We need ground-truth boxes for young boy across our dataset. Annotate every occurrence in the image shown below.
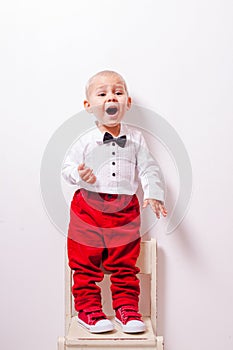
[62,70,167,334]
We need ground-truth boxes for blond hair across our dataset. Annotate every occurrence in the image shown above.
[85,70,128,98]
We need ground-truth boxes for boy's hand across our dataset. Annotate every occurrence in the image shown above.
[143,199,168,219]
[78,163,97,184]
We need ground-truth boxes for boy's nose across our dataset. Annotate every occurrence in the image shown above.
[107,94,117,102]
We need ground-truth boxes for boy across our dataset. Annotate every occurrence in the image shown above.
[62,70,167,334]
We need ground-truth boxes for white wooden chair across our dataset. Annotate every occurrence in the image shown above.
[58,239,164,350]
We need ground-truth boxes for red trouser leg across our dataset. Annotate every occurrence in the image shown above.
[102,238,141,310]
[67,238,105,311]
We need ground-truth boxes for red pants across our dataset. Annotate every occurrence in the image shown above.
[67,189,141,311]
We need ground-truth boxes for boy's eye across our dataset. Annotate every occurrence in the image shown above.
[98,93,106,96]
[116,92,123,95]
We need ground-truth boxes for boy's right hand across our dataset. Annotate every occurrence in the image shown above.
[78,163,97,184]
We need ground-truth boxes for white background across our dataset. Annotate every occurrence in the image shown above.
[1,1,233,349]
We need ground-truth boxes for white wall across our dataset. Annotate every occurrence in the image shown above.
[1,1,233,349]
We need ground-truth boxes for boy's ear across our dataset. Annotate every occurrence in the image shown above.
[84,100,92,113]
[127,96,132,110]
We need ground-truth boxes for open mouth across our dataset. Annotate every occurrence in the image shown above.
[106,107,118,115]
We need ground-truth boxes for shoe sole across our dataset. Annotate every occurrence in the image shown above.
[77,317,114,333]
[115,317,146,333]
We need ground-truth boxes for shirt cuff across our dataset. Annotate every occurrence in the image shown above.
[69,168,81,184]
[143,190,165,203]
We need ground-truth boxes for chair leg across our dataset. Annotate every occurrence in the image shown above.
[156,336,164,350]
[57,336,65,350]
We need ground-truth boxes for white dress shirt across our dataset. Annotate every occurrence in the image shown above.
[62,122,164,202]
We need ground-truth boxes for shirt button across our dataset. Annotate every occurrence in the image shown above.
[112,152,115,155]
[112,173,116,176]
[112,142,115,146]
[112,162,115,165]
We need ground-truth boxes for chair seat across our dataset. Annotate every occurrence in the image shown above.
[65,316,157,349]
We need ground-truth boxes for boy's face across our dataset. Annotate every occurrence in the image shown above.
[84,74,131,127]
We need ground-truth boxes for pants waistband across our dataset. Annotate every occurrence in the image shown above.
[79,189,136,202]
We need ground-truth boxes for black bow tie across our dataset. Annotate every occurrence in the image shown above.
[103,132,127,148]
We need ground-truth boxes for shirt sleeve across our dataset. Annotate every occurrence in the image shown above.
[136,132,165,202]
[61,138,84,185]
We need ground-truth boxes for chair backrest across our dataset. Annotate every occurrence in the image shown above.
[65,239,157,333]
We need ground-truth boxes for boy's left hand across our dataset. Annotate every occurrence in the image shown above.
[143,199,168,219]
